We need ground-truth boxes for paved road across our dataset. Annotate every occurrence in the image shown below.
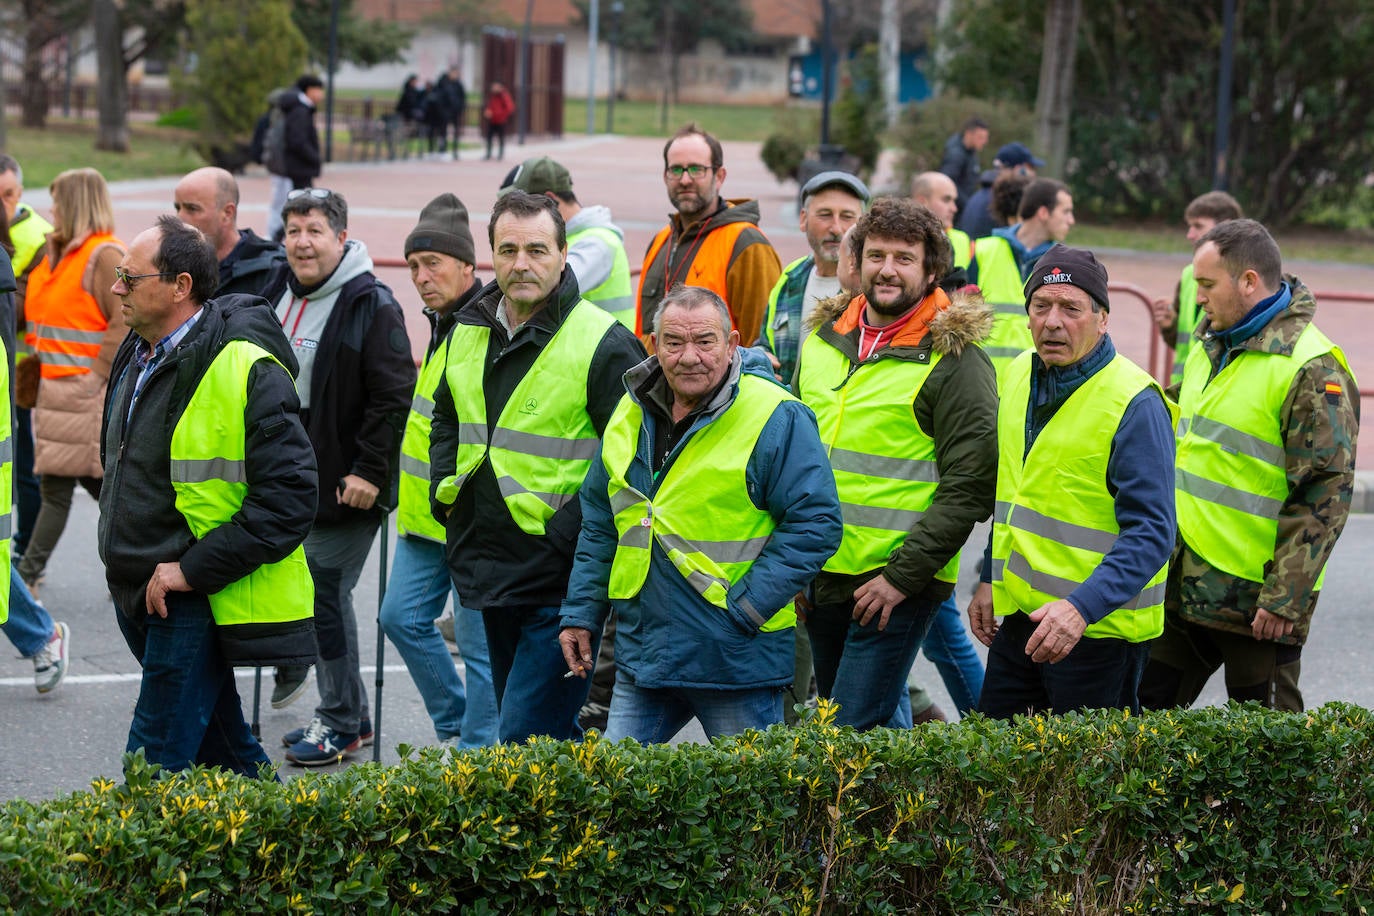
[6,489,1374,804]
[6,136,1374,803]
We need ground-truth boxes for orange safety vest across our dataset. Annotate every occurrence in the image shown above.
[26,233,120,380]
[635,220,752,337]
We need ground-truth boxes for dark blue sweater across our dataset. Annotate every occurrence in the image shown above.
[983,335,1177,625]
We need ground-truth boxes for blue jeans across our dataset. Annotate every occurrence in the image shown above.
[115,591,273,777]
[603,673,785,743]
[482,605,595,743]
[379,535,498,747]
[979,611,1149,718]
[808,593,938,730]
[1,567,54,657]
[909,594,986,714]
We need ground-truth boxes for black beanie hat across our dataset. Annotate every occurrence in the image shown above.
[405,193,476,265]
[1023,244,1111,312]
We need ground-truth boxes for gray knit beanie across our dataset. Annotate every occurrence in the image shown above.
[405,193,476,265]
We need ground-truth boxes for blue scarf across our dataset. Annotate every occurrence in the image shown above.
[1215,282,1291,370]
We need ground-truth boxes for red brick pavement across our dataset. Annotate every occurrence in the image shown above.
[90,135,1374,465]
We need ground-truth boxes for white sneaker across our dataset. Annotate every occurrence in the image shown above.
[34,621,70,694]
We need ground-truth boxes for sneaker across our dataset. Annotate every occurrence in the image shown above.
[33,622,70,694]
[270,666,311,709]
[578,701,609,733]
[283,716,372,748]
[436,613,459,654]
[284,717,360,767]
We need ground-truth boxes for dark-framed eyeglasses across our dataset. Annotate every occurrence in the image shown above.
[286,187,335,201]
[665,164,713,180]
[114,267,172,290]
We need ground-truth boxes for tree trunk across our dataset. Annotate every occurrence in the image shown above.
[879,0,900,126]
[1033,0,1081,178]
[21,17,52,128]
[94,0,130,152]
[659,1,674,131]
[931,0,955,95]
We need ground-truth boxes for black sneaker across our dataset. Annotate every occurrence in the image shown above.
[270,666,311,709]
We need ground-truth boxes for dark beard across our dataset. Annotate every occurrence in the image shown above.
[864,279,933,317]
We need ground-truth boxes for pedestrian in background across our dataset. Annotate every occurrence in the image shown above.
[21,168,125,601]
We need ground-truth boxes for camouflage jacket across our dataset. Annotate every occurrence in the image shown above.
[1167,276,1359,644]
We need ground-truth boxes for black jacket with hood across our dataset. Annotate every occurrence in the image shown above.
[429,269,646,611]
[99,295,319,664]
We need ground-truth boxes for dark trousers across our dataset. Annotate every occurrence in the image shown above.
[807,593,938,730]
[13,408,39,555]
[482,605,597,743]
[979,611,1149,718]
[18,474,101,586]
[1139,611,1304,712]
[484,123,506,160]
[116,591,273,777]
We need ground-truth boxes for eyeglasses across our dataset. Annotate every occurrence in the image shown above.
[286,188,335,201]
[665,164,713,180]
[114,267,172,290]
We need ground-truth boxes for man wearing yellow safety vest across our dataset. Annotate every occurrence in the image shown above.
[912,170,973,274]
[762,170,869,384]
[499,156,635,329]
[1148,191,1243,387]
[969,246,1177,717]
[795,197,998,730]
[1139,220,1358,713]
[99,216,317,776]
[558,286,841,742]
[965,178,1075,380]
[430,191,644,742]
[377,193,498,749]
[0,155,52,559]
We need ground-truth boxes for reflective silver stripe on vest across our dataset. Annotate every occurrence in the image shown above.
[495,475,575,512]
[618,521,652,551]
[458,422,487,446]
[990,302,1025,316]
[1186,416,1286,466]
[491,428,599,462]
[399,454,429,478]
[1177,468,1283,520]
[982,346,1027,359]
[35,325,106,344]
[842,502,924,532]
[829,447,939,483]
[990,557,1005,581]
[36,350,95,368]
[994,500,1012,525]
[0,514,10,541]
[610,487,647,516]
[657,529,771,566]
[1005,504,1118,555]
[1177,417,1191,438]
[1006,550,1165,611]
[170,457,248,484]
[0,437,12,463]
[410,394,435,420]
[591,294,635,313]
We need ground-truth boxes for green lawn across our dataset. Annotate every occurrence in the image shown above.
[1072,221,1374,267]
[564,98,801,143]
[4,120,206,188]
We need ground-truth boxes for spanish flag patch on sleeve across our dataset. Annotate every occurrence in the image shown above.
[1325,381,1343,405]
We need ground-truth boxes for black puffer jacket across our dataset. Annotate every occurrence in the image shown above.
[99,295,318,664]
[278,91,321,184]
[216,229,285,299]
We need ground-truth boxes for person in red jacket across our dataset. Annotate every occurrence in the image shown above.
[483,82,515,162]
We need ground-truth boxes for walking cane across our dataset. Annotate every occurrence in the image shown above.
[251,667,263,739]
[373,520,390,763]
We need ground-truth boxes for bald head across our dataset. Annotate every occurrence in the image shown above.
[174,167,240,259]
[911,171,958,229]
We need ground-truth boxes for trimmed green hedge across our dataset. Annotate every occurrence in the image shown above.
[3,703,1373,913]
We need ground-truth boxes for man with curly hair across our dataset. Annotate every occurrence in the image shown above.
[794,197,998,730]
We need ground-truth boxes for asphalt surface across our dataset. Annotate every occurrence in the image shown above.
[6,137,1374,804]
[6,490,1374,804]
